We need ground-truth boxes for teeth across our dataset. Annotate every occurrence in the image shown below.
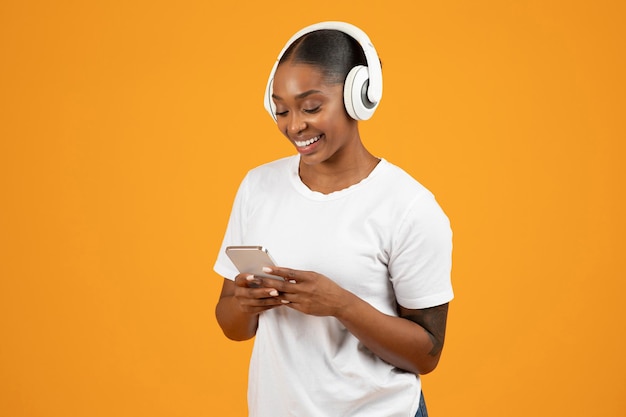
[295,135,321,147]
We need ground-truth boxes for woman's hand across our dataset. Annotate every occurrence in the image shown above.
[215,274,283,341]
[231,273,284,314]
[258,266,351,317]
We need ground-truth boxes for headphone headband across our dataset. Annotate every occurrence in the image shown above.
[264,21,383,121]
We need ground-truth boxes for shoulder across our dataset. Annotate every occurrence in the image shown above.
[245,155,295,180]
[373,160,450,231]
[238,155,297,197]
[242,155,296,183]
[375,159,436,204]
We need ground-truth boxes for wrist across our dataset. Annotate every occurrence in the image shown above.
[333,290,361,321]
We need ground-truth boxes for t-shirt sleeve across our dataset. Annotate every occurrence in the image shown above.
[213,174,251,281]
[388,191,454,309]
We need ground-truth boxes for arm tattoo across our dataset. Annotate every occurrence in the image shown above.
[400,303,449,357]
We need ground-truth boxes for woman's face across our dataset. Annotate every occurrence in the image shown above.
[271,62,359,167]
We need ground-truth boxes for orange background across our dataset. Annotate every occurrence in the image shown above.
[1,1,624,416]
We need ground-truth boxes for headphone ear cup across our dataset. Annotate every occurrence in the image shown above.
[266,78,278,122]
[343,65,378,120]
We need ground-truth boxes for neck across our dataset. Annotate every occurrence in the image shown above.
[298,144,380,194]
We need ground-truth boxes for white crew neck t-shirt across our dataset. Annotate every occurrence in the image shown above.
[214,155,453,417]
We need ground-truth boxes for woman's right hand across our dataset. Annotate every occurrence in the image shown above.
[216,275,283,341]
[232,274,284,314]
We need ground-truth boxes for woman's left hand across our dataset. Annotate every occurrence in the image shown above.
[259,266,350,317]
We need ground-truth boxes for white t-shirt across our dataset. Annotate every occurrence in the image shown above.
[214,155,453,417]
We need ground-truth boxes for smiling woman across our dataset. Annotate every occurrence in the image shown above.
[272,63,369,185]
[1,2,623,416]
[270,28,382,194]
[213,22,453,417]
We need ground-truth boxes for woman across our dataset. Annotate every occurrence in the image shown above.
[214,22,453,417]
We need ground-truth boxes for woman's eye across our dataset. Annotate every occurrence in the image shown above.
[304,106,321,114]
[275,110,288,117]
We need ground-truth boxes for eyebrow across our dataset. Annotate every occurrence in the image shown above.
[272,89,324,101]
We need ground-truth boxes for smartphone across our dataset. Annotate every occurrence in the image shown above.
[225,246,282,280]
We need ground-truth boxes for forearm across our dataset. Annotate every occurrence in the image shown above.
[215,295,259,341]
[335,292,441,375]
[259,267,447,373]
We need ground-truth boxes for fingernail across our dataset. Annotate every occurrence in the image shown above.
[269,290,279,296]
[281,300,290,304]
[262,267,273,273]
[246,275,255,281]
[288,279,296,284]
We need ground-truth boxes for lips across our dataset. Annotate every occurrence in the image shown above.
[294,135,322,148]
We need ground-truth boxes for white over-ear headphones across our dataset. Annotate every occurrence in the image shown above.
[264,21,383,122]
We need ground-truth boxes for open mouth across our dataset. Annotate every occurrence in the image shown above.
[294,135,322,148]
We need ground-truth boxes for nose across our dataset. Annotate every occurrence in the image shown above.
[287,112,306,136]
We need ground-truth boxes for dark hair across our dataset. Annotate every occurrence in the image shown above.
[278,30,367,85]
